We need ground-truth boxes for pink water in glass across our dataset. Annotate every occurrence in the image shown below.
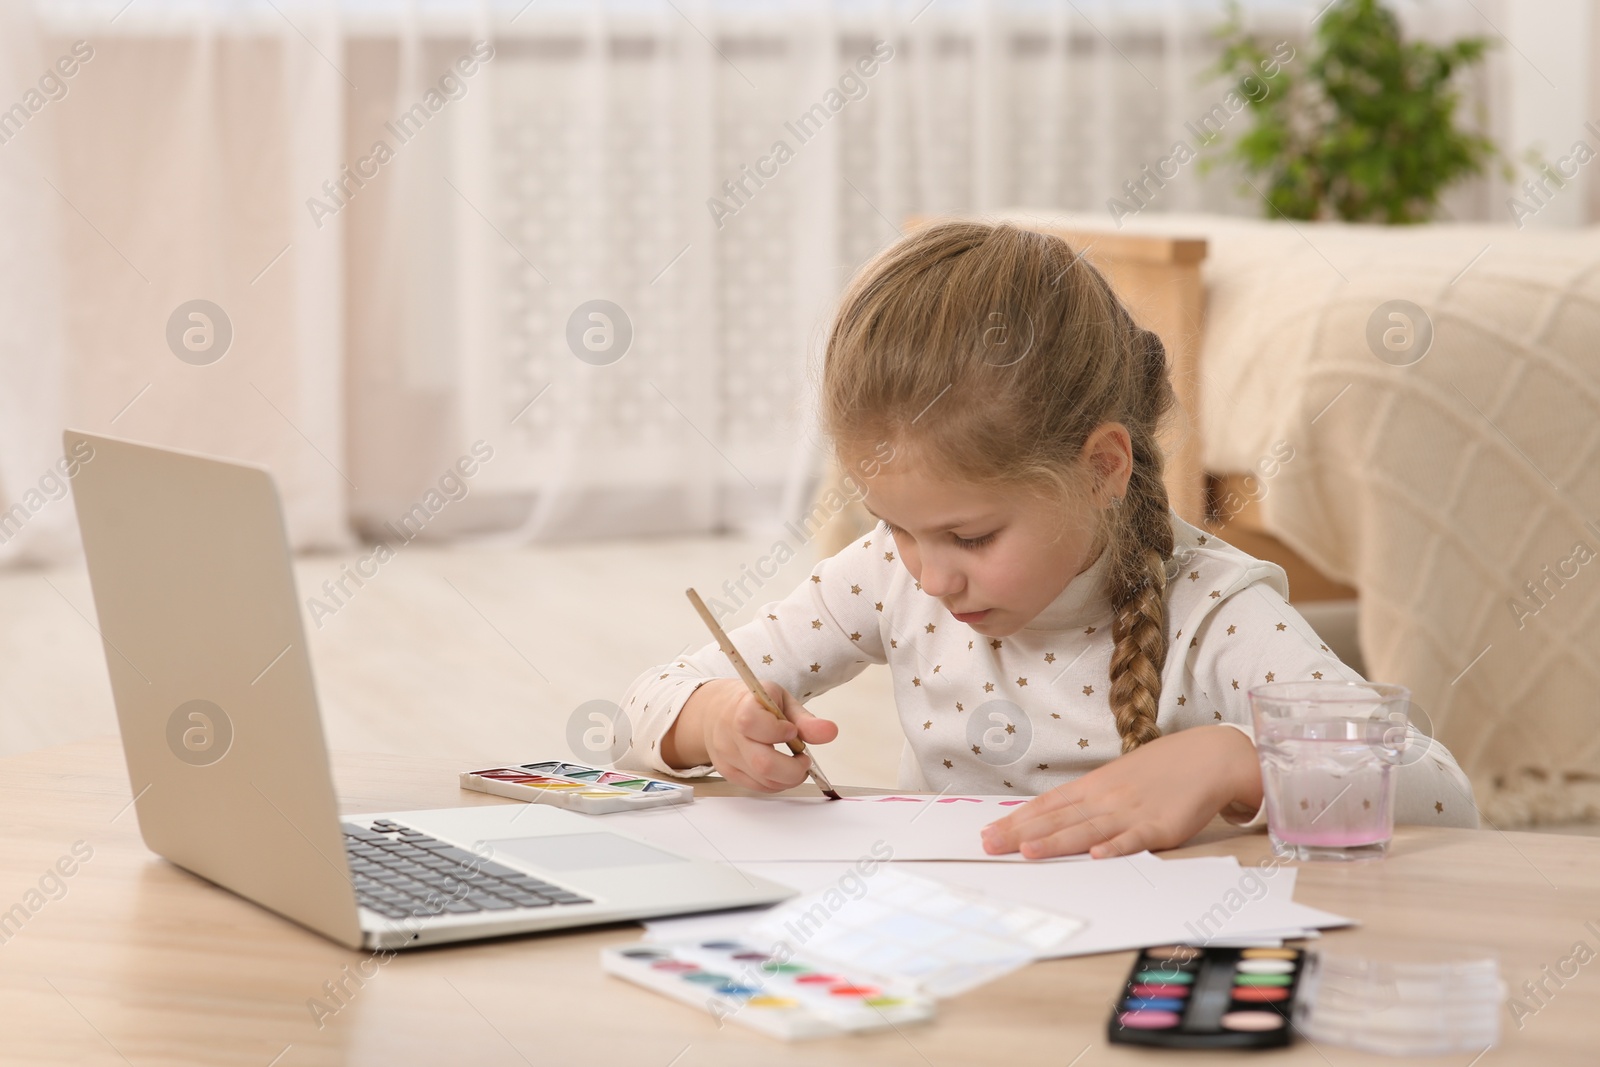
[1257,725,1398,858]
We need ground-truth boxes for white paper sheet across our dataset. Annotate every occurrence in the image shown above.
[642,853,1352,961]
[748,868,1087,996]
[598,794,1084,863]
[925,853,1352,957]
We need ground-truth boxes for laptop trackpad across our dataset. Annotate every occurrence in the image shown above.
[490,832,683,872]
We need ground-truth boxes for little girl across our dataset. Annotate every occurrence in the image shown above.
[618,219,1476,859]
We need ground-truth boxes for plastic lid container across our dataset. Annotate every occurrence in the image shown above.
[1296,937,1502,1056]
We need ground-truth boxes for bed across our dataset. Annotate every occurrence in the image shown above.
[813,210,1600,827]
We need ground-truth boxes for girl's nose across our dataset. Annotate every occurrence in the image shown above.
[918,561,963,599]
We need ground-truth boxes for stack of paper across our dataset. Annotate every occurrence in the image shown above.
[597,795,1351,957]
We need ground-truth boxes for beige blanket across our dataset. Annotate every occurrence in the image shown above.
[1182,214,1600,827]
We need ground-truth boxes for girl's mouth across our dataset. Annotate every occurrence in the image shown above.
[951,609,991,623]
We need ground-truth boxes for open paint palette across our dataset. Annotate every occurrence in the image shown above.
[1108,945,1305,1049]
[605,870,1084,1039]
[601,939,935,1039]
[460,760,693,814]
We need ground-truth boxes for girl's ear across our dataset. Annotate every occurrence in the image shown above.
[1084,422,1133,506]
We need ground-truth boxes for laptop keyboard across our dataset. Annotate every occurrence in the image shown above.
[343,819,592,921]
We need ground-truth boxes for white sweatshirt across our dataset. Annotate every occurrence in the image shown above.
[618,513,1477,829]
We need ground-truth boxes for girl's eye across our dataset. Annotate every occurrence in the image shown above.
[880,519,992,549]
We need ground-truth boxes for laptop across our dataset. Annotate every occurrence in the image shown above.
[65,430,792,950]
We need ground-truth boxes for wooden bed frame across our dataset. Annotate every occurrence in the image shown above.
[812,218,1356,604]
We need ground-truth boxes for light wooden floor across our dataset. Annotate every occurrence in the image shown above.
[6,532,1597,837]
[0,534,905,788]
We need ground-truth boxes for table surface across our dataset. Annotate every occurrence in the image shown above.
[4,737,1597,1066]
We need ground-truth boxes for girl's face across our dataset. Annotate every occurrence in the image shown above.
[857,457,1106,638]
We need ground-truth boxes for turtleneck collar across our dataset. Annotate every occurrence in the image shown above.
[1018,544,1115,632]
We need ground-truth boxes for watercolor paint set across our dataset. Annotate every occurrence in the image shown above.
[460,761,693,814]
[601,939,935,1039]
[1108,945,1305,1049]
[606,870,1085,1039]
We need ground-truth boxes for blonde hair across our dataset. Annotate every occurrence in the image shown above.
[821,219,1175,753]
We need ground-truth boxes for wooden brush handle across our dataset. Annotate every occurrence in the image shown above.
[684,588,808,755]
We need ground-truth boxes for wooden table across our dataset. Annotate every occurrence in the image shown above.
[4,738,1596,1065]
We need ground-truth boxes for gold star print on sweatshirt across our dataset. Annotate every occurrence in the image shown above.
[616,513,1478,829]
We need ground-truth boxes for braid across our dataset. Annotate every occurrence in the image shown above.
[1106,327,1176,753]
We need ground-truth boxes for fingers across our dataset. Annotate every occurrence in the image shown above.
[981,783,1082,853]
[760,679,790,712]
[709,700,813,791]
[708,741,805,793]
[735,703,797,746]
[767,684,839,746]
[982,792,1123,859]
[981,809,1026,854]
[717,752,810,793]
[725,740,812,792]
[792,709,839,745]
[1089,826,1151,860]
[708,682,836,793]
[1019,814,1118,859]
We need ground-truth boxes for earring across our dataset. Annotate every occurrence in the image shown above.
[1109,496,1124,509]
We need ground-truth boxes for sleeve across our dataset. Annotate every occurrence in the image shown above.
[615,532,893,778]
[1182,582,1479,831]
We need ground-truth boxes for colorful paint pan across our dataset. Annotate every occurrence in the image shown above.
[1135,969,1193,984]
[475,769,540,782]
[518,761,571,774]
[1107,946,1304,1049]
[460,759,693,814]
[1235,973,1293,986]
[595,771,652,787]
[1237,959,1296,975]
[601,939,934,1040]
[1230,986,1290,1003]
[1131,984,1192,998]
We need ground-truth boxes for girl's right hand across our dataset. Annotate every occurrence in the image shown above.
[661,677,839,791]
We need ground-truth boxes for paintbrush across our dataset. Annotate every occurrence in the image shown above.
[684,587,841,800]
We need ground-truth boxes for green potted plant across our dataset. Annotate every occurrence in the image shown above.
[1211,0,1500,223]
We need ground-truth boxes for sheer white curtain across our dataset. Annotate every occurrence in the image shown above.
[0,0,1575,562]
[353,0,1289,546]
[0,0,70,565]
[3,0,351,567]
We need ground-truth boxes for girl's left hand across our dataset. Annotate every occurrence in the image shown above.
[979,726,1263,860]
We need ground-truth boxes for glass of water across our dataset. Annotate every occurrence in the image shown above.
[1249,681,1411,862]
